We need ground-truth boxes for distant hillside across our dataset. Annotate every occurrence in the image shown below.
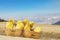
[53,21,60,25]
[0,18,7,22]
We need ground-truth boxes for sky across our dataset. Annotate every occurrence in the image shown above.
[0,0,60,19]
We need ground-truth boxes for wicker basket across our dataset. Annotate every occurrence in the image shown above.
[23,30,32,38]
[5,29,15,36]
[14,29,23,37]
[32,31,41,39]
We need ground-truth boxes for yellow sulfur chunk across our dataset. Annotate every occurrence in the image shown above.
[23,19,28,25]
[6,19,14,29]
[29,22,34,27]
[34,27,42,33]
[15,20,24,29]
[6,22,13,29]
[24,22,30,31]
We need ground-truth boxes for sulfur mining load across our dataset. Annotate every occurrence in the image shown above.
[23,22,32,38]
[14,20,24,37]
[5,19,42,39]
[5,19,14,36]
[32,27,42,39]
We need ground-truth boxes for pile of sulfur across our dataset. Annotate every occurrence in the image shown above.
[5,19,42,39]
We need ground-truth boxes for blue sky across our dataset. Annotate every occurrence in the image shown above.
[0,0,60,19]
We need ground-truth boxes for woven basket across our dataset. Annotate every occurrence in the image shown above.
[23,30,32,38]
